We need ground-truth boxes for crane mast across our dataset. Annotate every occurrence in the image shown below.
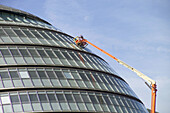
[74,37,157,113]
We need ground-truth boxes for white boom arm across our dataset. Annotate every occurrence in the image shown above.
[117,59,156,85]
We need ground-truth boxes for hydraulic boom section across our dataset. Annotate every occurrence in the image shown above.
[74,36,157,113]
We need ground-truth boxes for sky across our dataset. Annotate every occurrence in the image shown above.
[0,0,170,112]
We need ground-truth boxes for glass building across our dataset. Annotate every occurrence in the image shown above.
[0,5,148,113]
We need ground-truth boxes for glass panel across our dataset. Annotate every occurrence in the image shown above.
[81,94,91,103]
[32,79,42,86]
[63,72,73,79]
[89,95,98,104]
[60,103,70,111]
[55,71,64,79]
[51,79,61,87]
[37,71,47,78]
[13,80,23,87]
[73,94,83,103]
[86,103,95,111]
[77,103,87,111]
[3,105,12,113]
[65,94,74,103]
[1,96,10,104]
[46,71,56,78]
[13,104,22,112]
[3,80,13,88]
[29,94,38,102]
[51,103,61,111]
[28,71,38,78]
[32,103,42,111]
[56,94,65,102]
[4,57,16,64]
[10,49,20,57]
[9,71,19,78]
[22,103,32,112]
[42,79,51,86]
[38,94,48,102]
[42,103,51,111]
[19,71,30,78]
[20,95,29,103]
[47,94,56,102]
[23,79,33,87]
[0,72,10,79]
[69,103,79,111]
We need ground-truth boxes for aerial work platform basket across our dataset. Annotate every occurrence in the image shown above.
[73,36,88,48]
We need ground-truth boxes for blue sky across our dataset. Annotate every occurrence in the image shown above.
[1,0,170,112]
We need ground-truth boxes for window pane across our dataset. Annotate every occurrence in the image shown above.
[47,94,56,102]
[10,49,20,56]
[0,72,10,79]
[29,94,38,102]
[37,71,47,78]
[38,94,47,102]
[9,71,19,78]
[63,72,73,79]
[54,51,64,59]
[0,49,11,56]
[13,104,22,112]
[55,71,64,79]
[1,96,10,104]
[37,50,48,57]
[20,95,29,103]
[22,103,32,112]
[28,71,38,78]
[81,94,90,103]
[56,94,65,102]
[89,95,98,104]
[73,94,82,103]
[19,71,30,78]
[28,49,39,57]
[65,94,74,103]
[19,49,30,57]
[46,71,56,78]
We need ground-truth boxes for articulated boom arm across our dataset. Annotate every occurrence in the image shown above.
[117,60,156,85]
[82,39,157,113]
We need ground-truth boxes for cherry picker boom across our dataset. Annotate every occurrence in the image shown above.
[73,36,157,113]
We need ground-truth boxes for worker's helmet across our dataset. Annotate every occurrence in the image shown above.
[80,35,84,39]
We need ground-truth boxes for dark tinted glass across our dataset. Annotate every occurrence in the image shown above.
[0,72,10,79]
[47,94,56,102]
[0,49,11,56]
[37,50,48,57]
[9,71,19,78]
[73,94,82,103]
[37,71,47,78]
[10,49,20,56]
[46,71,56,78]
[29,94,38,102]
[56,94,65,102]
[81,94,90,103]
[46,50,56,58]
[54,51,64,59]
[20,95,29,103]
[89,95,98,104]
[19,49,30,57]
[65,94,74,103]
[55,71,64,79]
[28,71,38,78]
[38,94,47,102]
[28,49,39,57]
[10,95,19,103]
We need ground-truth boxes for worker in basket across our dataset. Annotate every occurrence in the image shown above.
[74,35,87,48]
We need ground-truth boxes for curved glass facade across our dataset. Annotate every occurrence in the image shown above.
[0,5,148,113]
